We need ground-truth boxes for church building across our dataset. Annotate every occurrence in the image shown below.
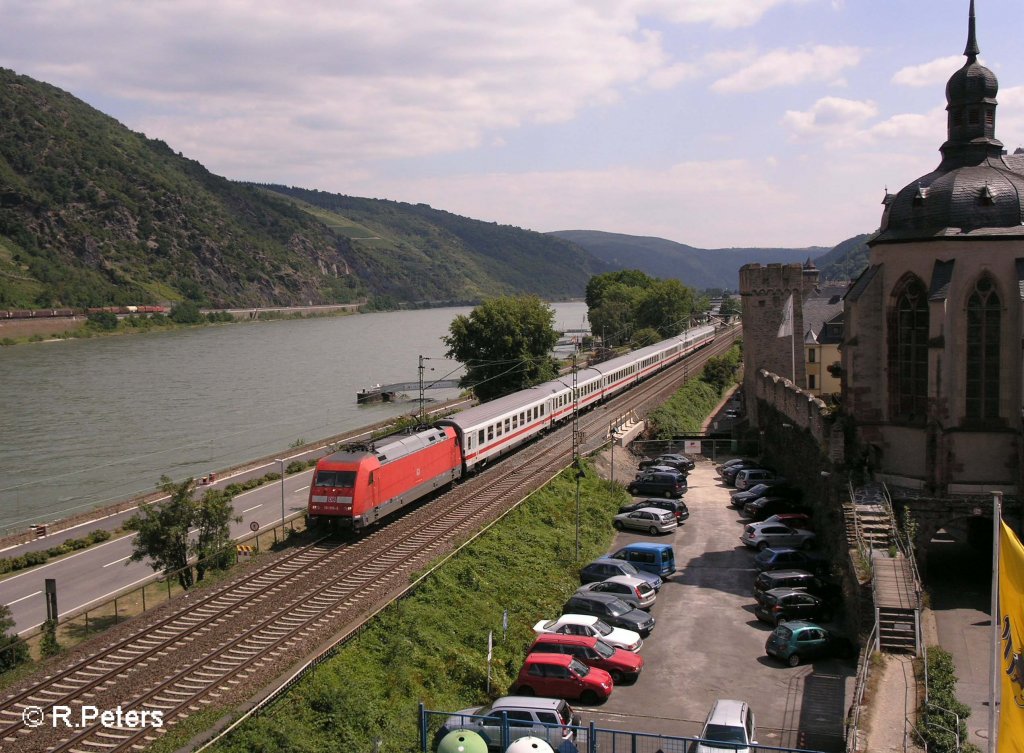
[841,1,1022,497]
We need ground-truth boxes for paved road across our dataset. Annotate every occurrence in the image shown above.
[577,461,854,751]
[0,466,315,634]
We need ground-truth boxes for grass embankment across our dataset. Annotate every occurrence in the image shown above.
[645,344,742,438]
[206,464,628,753]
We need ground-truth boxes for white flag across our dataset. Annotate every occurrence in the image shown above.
[487,630,493,661]
[777,293,794,338]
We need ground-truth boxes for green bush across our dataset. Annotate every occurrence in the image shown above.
[86,311,119,330]
[917,647,979,753]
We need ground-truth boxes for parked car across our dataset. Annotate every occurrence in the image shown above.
[762,513,813,530]
[619,498,689,523]
[733,468,781,491]
[533,614,643,652]
[695,699,757,753]
[753,588,833,625]
[437,695,580,751]
[729,481,795,508]
[740,522,816,551]
[626,472,686,498]
[512,652,613,703]
[562,593,655,637]
[613,506,678,535]
[638,453,695,472]
[743,495,810,521]
[753,547,829,574]
[609,542,677,578]
[722,463,771,486]
[717,457,756,473]
[753,569,830,601]
[726,465,773,488]
[575,575,656,610]
[764,620,854,666]
[579,557,663,592]
[637,465,688,480]
[528,634,644,684]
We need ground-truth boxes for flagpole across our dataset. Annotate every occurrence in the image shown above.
[990,490,1002,753]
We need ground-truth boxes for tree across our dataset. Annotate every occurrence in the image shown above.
[86,311,118,330]
[443,295,559,401]
[0,604,29,672]
[126,476,195,589]
[193,488,240,581]
[169,300,203,324]
[635,279,695,338]
[719,296,741,322]
[126,476,238,589]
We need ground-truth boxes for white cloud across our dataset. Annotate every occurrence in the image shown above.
[634,0,813,29]
[892,55,963,87]
[712,45,863,93]
[783,97,878,136]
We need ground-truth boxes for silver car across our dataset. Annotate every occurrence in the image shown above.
[613,507,678,535]
[575,574,657,610]
[740,522,816,551]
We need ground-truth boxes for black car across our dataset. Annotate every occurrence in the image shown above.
[619,498,689,522]
[753,588,833,625]
[627,472,687,498]
[753,569,831,600]
[730,481,799,509]
[562,592,656,637]
[638,453,695,473]
[743,495,810,521]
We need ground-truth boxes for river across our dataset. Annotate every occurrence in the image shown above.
[0,302,589,534]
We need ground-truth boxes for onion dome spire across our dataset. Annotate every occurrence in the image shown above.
[942,0,1001,163]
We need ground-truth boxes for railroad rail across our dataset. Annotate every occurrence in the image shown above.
[0,327,738,753]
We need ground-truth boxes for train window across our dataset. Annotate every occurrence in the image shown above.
[504,418,510,432]
[488,426,494,441]
[314,470,357,488]
[478,429,485,444]
[497,422,503,436]
[520,411,526,424]
[512,415,518,429]
[467,436,473,450]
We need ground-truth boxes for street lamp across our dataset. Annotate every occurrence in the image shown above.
[275,458,286,536]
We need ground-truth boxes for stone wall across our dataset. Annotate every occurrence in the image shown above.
[753,367,839,458]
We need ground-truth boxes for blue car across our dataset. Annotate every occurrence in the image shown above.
[753,547,829,575]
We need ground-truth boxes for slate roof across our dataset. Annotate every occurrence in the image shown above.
[802,285,848,344]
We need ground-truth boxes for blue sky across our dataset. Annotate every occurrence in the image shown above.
[1,0,1022,248]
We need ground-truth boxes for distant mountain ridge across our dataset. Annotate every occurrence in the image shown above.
[550,230,832,291]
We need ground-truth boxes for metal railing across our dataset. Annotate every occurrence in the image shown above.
[845,621,878,753]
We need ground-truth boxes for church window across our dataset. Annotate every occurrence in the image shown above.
[965,276,1000,420]
[889,277,928,420]
[968,108,980,125]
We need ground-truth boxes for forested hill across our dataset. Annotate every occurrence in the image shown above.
[255,186,610,307]
[0,67,605,310]
[550,229,836,290]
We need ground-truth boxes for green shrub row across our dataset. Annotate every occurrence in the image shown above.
[0,528,111,575]
[208,462,626,753]
[644,343,742,439]
[917,647,980,753]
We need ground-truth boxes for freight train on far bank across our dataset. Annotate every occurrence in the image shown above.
[307,325,717,528]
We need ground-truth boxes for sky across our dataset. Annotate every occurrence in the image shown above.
[1,0,1023,249]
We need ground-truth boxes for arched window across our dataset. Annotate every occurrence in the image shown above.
[965,276,1000,420]
[889,277,929,420]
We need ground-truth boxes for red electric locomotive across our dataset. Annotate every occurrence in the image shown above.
[307,425,462,528]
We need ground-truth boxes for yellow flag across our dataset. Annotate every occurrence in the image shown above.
[999,521,1024,751]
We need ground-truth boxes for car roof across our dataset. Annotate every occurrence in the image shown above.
[570,591,628,605]
[705,699,750,726]
[523,652,574,667]
[532,633,597,647]
[555,613,600,625]
[492,696,568,711]
[602,574,646,586]
[616,542,672,552]
[630,506,674,515]
[761,569,815,579]
[765,587,816,598]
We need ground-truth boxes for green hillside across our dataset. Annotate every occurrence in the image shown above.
[0,68,604,310]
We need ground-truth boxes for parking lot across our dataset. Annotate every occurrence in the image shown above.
[579,458,854,752]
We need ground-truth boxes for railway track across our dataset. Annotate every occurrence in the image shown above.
[0,327,737,753]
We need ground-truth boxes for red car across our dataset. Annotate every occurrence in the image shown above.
[513,653,613,703]
[528,633,643,684]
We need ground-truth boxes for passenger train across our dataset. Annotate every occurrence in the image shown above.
[307,324,717,528]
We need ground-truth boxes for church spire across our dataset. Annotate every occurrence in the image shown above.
[964,0,979,61]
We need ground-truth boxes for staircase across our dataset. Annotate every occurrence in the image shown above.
[845,483,922,655]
